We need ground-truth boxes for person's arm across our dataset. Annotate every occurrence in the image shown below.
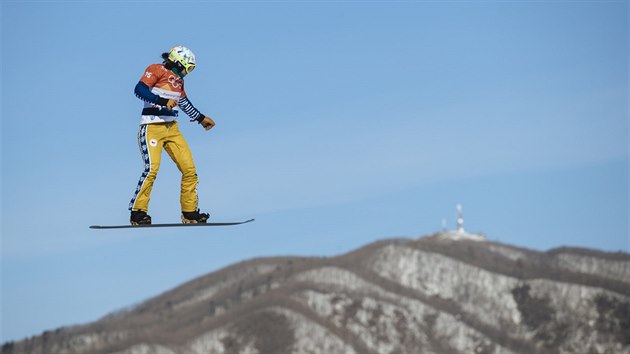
[135,82,172,106]
[179,95,215,130]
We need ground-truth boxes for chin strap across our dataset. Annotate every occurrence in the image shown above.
[164,60,186,78]
[172,68,185,78]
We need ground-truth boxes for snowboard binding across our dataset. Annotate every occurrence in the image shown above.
[181,209,210,224]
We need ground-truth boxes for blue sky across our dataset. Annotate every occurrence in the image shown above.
[1,0,627,343]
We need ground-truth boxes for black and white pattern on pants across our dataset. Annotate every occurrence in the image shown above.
[129,125,150,210]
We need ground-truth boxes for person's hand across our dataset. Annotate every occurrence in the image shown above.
[166,99,178,110]
[199,116,215,131]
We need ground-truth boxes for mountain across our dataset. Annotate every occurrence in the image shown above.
[3,233,629,354]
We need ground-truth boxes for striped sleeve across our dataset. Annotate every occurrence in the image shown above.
[178,96,203,121]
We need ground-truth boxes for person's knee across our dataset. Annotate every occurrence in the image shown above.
[147,163,161,179]
[181,164,197,179]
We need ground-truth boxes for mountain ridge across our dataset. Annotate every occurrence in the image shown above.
[3,234,629,354]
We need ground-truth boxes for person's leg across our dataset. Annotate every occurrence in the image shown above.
[129,124,165,214]
[163,122,200,214]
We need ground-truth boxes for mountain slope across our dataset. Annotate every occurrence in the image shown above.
[3,234,629,354]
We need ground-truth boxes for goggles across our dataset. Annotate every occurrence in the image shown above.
[184,63,196,74]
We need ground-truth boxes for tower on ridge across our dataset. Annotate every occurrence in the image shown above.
[437,203,485,241]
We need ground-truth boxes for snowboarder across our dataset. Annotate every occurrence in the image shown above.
[128,46,215,225]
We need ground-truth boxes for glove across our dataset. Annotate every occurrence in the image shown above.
[195,114,215,131]
[156,97,178,110]
[166,99,178,110]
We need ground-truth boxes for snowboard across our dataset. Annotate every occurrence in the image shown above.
[90,218,254,229]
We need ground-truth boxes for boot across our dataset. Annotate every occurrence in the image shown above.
[130,210,152,225]
[182,209,209,224]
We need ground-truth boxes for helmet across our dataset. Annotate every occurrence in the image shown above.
[167,46,196,76]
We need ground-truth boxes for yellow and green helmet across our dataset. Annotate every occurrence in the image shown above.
[167,45,196,76]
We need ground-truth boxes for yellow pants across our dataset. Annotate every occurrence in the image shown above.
[129,122,199,213]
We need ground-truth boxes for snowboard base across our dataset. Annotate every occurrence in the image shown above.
[90,219,254,229]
